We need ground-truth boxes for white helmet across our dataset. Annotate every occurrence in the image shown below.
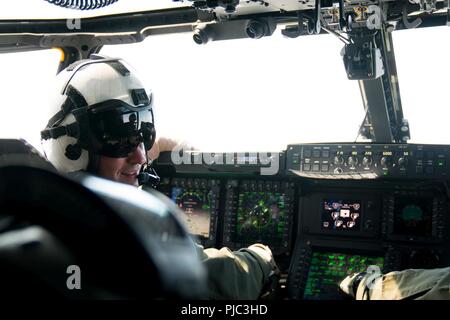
[41,55,156,174]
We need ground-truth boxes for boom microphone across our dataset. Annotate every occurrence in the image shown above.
[137,166,160,188]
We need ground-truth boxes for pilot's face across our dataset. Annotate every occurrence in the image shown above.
[97,143,147,186]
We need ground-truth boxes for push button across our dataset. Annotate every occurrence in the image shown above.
[415,151,424,158]
[304,149,312,158]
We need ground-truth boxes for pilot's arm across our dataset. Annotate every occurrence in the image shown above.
[340,267,450,300]
[196,244,279,300]
[148,137,194,161]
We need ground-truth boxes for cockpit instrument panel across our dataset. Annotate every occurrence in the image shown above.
[322,200,362,231]
[288,242,388,300]
[236,191,286,244]
[158,177,220,247]
[222,179,294,255]
[383,189,447,242]
[287,143,450,180]
[171,186,212,238]
[302,250,385,300]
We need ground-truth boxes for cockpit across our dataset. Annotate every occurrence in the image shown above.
[0,0,449,301]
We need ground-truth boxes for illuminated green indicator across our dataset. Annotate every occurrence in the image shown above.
[236,190,287,245]
[438,160,444,167]
[402,205,423,221]
[303,252,385,299]
[173,188,212,211]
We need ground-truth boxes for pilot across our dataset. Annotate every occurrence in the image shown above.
[339,267,450,299]
[40,56,279,300]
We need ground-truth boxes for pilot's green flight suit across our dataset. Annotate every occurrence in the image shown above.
[196,244,276,300]
[341,267,450,300]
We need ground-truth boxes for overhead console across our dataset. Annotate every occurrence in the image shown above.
[286,143,450,180]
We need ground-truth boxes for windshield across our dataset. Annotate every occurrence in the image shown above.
[0,0,187,19]
[0,25,448,153]
[0,49,60,151]
[392,26,450,145]
[101,32,364,152]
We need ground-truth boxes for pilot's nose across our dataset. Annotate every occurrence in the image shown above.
[128,143,146,165]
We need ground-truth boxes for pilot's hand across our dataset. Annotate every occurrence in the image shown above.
[340,266,384,299]
[248,244,281,300]
[248,244,280,277]
[148,137,195,161]
[339,272,366,298]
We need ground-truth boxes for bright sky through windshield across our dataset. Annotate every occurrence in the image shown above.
[393,26,450,145]
[0,0,186,19]
[101,32,364,152]
[0,12,448,152]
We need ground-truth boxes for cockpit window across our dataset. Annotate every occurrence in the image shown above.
[2,23,447,153]
[0,0,187,19]
[0,49,60,152]
[393,26,450,145]
[102,32,365,152]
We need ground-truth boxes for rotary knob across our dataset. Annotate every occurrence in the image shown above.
[334,156,344,165]
[348,156,358,166]
[398,157,408,168]
[362,156,372,166]
[380,156,391,168]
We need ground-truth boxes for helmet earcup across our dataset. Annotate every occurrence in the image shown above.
[143,122,156,151]
[65,144,82,160]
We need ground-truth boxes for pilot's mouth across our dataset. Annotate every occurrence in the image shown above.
[121,171,138,177]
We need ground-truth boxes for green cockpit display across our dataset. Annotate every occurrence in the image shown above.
[236,191,286,244]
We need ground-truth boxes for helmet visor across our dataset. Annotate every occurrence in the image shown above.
[88,99,155,158]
